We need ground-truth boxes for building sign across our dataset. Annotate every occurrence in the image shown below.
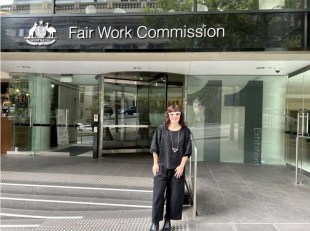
[69,24,225,40]
[253,128,262,164]
[0,13,306,51]
[24,20,57,46]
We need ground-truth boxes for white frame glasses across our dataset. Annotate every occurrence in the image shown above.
[168,112,181,116]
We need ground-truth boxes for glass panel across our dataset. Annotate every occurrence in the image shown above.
[167,86,183,107]
[101,74,171,152]
[47,75,98,156]
[286,70,310,174]
[76,85,99,148]
[137,84,151,147]
[8,74,35,153]
[261,75,287,164]
[167,73,184,107]
[149,78,166,131]
[302,72,310,173]
[102,80,149,151]
[1,0,53,14]
[187,75,286,164]
[54,0,195,14]
[31,75,51,154]
[1,0,308,15]
[8,74,99,156]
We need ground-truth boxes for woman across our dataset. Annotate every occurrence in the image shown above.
[149,104,192,231]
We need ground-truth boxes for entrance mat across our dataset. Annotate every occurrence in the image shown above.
[55,146,93,156]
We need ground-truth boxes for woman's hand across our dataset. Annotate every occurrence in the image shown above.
[175,165,184,178]
[152,163,159,176]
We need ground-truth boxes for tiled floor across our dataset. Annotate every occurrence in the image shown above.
[1,153,310,231]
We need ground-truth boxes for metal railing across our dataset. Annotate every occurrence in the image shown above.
[186,133,198,218]
[295,111,309,184]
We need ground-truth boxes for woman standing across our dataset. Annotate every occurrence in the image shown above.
[149,104,192,231]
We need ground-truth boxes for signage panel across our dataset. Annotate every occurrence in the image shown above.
[1,13,306,51]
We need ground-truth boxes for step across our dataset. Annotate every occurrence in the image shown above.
[1,193,152,212]
[1,182,153,201]
[1,171,153,191]
[0,207,152,220]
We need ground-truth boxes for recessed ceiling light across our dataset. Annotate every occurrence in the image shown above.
[256,67,265,69]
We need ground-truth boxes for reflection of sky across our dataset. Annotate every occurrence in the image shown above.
[1,0,13,4]
[0,0,95,4]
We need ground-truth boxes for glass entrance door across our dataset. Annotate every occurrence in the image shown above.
[285,70,310,175]
[100,74,168,153]
[101,79,151,152]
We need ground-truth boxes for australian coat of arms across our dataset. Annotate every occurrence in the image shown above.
[24,20,57,46]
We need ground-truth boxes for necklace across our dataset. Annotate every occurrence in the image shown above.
[170,130,180,153]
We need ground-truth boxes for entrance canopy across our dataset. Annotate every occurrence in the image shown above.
[2,52,310,77]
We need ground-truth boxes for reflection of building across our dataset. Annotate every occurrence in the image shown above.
[193,98,204,123]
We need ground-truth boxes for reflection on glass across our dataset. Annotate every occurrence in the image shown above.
[0,0,307,15]
[286,71,310,175]
[187,75,287,164]
[1,0,53,14]
[8,74,34,152]
[102,82,147,150]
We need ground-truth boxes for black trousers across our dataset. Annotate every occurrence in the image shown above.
[151,165,185,223]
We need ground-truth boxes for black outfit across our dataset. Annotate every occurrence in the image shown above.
[150,124,192,224]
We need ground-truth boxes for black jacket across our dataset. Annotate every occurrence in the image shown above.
[150,124,192,169]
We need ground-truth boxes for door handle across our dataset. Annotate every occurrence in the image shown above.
[29,107,32,127]
[65,109,69,127]
[306,113,309,135]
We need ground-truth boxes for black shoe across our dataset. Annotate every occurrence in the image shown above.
[162,219,171,230]
[149,223,159,231]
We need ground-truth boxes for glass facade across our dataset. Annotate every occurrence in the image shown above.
[186,75,288,164]
[285,70,310,174]
[1,0,309,176]
[5,73,99,155]
[4,71,309,173]
[1,0,309,15]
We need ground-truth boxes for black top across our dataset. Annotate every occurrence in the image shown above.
[150,124,192,169]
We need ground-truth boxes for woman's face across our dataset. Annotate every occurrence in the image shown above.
[168,111,181,124]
